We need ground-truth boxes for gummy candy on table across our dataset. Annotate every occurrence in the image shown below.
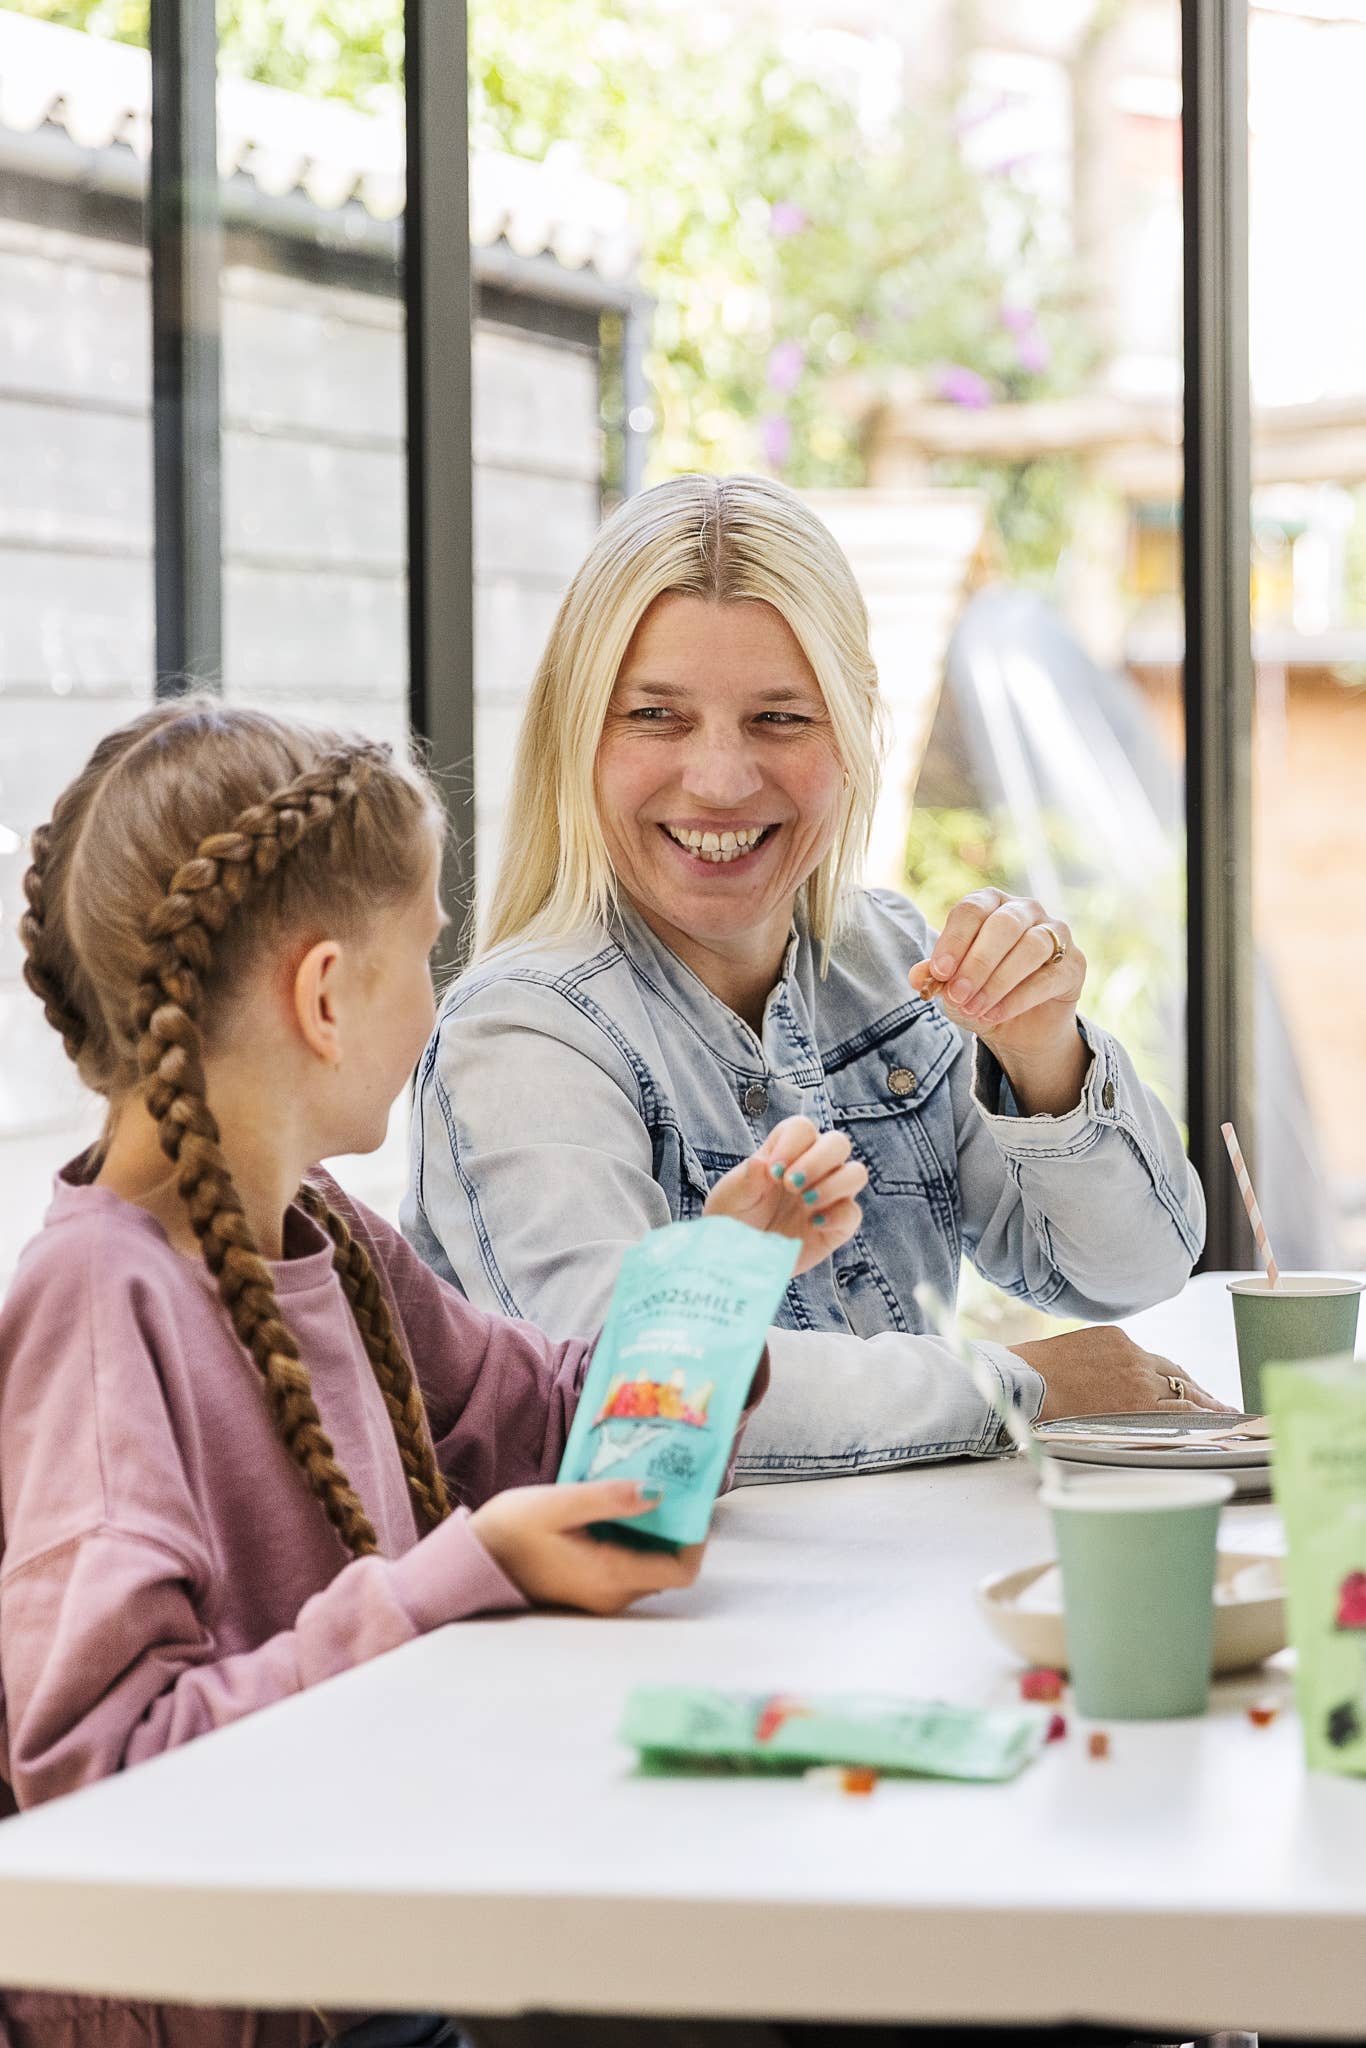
[1087,1731,1111,1761]
[1020,1668,1064,1704]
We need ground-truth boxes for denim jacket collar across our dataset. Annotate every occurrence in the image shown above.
[612,896,811,1079]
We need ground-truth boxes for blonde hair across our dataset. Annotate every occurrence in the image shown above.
[479,473,884,962]
[21,700,453,1558]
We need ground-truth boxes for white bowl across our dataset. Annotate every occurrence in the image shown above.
[976,1550,1287,1676]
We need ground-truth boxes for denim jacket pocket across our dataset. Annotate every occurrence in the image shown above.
[825,1006,961,1249]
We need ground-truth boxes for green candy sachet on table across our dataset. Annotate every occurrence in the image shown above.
[621,1686,1050,1782]
[557,1216,799,1551]
[1265,1355,1366,1775]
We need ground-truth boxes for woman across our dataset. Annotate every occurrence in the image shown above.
[403,475,1216,1475]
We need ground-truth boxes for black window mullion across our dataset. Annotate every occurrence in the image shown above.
[148,0,223,694]
[405,0,476,966]
[1181,0,1256,1270]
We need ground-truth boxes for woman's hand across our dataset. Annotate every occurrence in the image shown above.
[704,1114,866,1275]
[1009,1326,1235,1421]
[908,888,1089,1116]
[471,1480,704,1614]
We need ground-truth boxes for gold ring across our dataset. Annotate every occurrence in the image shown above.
[1040,922,1068,968]
[1165,1374,1187,1400]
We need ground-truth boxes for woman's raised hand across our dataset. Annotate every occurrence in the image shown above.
[704,1114,866,1274]
[471,1480,704,1614]
[908,887,1090,1116]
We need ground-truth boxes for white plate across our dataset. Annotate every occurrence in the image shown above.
[1033,1409,1270,1472]
[977,1552,1287,1675]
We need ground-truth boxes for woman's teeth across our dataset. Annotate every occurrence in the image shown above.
[663,825,768,864]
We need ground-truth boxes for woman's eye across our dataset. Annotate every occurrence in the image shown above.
[755,712,811,728]
[627,705,678,723]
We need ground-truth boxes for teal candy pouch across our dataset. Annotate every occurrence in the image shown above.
[620,1687,1049,1782]
[1265,1357,1366,1775]
[556,1216,798,1549]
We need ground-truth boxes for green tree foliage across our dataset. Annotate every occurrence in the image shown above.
[10,0,1086,559]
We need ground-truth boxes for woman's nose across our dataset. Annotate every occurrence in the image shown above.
[678,733,764,807]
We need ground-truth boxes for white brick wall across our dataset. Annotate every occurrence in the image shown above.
[0,218,603,1275]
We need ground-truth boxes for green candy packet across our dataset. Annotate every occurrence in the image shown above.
[620,1686,1049,1782]
[1265,1356,1366,1775]
[557,1216,799,1550]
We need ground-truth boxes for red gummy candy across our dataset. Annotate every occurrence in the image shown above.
[754,1695,808,1744]
[1044,1712,1067,1745]
[1020,1667,1065,1703]
[840,1766,878,1796]
[1247,1701,1279,1728]
[1335,1571,1366,1630]
[1087,1730,1111,1761]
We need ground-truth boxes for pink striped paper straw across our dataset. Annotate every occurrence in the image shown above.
[1221,1121,1280,1288]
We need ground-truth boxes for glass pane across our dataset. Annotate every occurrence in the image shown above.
[469,0,1188,1340]
[1249,2,1366,1270]
[217,6,408,753]
[873,4,1187,1340]
[0,6,155,1283]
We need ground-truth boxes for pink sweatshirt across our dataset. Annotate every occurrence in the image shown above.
[0,1168,764,2048]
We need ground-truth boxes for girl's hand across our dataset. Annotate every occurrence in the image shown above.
[704,1114,866,1275]
[908,888,1089,1116]
[471,1481,703,1614]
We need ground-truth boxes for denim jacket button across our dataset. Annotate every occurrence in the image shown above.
[1102,1079,1116,1111]
[743,1082,769,1116]
[887,1066,917,1097]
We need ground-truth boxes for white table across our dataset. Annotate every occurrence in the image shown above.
[0,1276,1363,2037]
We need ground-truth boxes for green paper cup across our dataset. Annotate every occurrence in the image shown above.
[1042,1468,1235,1720]
[1227,1275,1364,1416]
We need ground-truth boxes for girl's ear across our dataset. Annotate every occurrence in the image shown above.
[293,938,346,1066]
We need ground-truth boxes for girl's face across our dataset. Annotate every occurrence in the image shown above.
[321,838,447,1158]
[595,595,845,972]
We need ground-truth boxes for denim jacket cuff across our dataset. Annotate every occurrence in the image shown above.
[970,1017,1125,1158]
[972,1340,1047,1453]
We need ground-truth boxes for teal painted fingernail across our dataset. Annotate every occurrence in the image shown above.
[813,1213,827,1228]
[770,1162,786,1180]
[802,1187,819,1206]
[789,1170,806,1188]
[639,1484,664,1504]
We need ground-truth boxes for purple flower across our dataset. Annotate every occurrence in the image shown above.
[1016,328,1050,375]
[767,340,805,396]
[760,414,792,469]
[934,364,993,409]
[1001,302,1034,337]
[769,201,809,239]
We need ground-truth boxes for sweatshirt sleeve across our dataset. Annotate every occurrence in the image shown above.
[0,1228,525,1813]
[0,1510,521,1810]
[314,1173,596,1508]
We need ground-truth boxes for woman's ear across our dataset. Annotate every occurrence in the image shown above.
[292,938,346,1067]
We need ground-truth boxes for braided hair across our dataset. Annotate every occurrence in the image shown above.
[19,701,451,1556]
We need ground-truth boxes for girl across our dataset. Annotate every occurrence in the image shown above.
[0,702,864,2048]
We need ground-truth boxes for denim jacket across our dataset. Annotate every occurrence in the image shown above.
[403,888,1205,1477]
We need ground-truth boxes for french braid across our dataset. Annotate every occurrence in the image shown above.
[297,1184,451,1532]
[21,824,90,1068]
[130,748,446,1559]
[19,708,187,1091]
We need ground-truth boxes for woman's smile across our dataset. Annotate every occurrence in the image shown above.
[656,819,782,871]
